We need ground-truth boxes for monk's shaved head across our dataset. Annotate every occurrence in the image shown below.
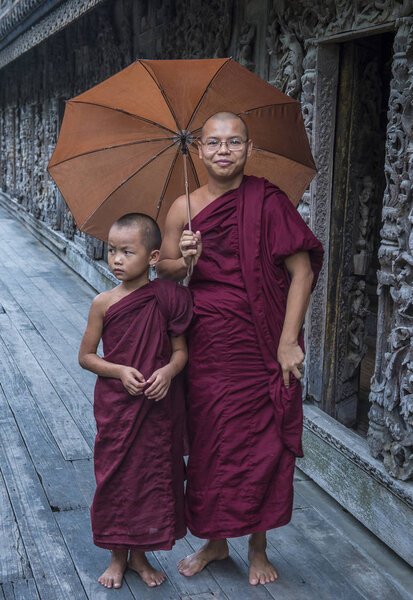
[201,111,249,139]
[111,213,161,252]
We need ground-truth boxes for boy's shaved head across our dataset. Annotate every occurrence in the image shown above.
[111,213,161,252]
[201,111,249,139]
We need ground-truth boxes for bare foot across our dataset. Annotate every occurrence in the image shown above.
[98,549,128,589]
[178,539,229,577]
[128,550,165,587]
[248,532,278,585]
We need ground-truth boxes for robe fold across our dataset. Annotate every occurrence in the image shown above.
[186,175,323,539]
[91,279,192,551]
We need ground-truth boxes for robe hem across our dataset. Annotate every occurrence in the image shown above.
[93,528,186,552]
[187,514,292,540]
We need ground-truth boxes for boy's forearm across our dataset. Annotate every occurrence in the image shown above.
[79,353,124,379]
[163,348,188,379]
[156,257,188,281]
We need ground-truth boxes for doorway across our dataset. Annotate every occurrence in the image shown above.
[322,33,393,429]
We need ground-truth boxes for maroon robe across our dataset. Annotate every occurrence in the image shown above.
[91,279,192,551]
[186,175,323,538]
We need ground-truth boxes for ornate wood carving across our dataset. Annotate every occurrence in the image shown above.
[368,18,413,481]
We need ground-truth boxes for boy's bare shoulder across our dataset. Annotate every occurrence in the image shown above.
[91,288,119,315]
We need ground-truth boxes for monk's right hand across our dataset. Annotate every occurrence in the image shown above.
[119,366,146,396]
[179,230,202,268]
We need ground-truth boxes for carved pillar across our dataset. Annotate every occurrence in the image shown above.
[5,106,15,195]
[305,44,339,405]
[19,104,33,209]
[32,103,44,218]
[0,106,4,191]
[368,18,413,481]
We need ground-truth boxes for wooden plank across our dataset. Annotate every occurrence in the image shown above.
[227,534,316,600]
[71,458,96,508]
[299,405,413,567]
[1,579,39,600]
[0,389,87,599]
[295,479,413,598]
[290,506,408,600]
[0,470,30,582]
[0,267,95,394]
[0,339,90,511]
[185,532,275,600]
[30,275,88,332]
[0,311,91,460]
[0,285,96,447]
[182,594,229,600]
[56,508,181,600]
[0,243,90,356]
[266,515,367,600]
[41,270,97,311]
[154,538,222,598]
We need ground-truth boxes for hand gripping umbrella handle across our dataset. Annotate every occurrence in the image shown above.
[182,152,194,286]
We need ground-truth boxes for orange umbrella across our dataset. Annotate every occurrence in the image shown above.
[48,58,316,241]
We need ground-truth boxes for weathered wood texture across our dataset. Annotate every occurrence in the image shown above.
[0,206,411,599]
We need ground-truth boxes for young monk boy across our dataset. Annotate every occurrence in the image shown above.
[79,213,192,590]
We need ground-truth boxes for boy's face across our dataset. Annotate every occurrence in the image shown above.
[107,224,158,282]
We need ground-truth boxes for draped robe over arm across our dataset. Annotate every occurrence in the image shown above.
[185,175,323,539]
[91,279,192,551]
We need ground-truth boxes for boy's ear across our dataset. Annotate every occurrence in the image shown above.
[149,249,160,265]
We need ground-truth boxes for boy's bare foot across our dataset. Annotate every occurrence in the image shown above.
[248,532,278,585]
[178,539,229,576]
[128,550,166,587]
[98,549,128,589]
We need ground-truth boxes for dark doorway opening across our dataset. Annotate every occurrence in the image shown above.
[323,32,393,431]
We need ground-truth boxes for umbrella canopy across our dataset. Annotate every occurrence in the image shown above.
[48,58,316,241]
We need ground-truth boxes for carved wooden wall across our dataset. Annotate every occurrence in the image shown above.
[0,0,412,480]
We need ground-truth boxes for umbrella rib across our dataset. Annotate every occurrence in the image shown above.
[155,149,180,222]
[70,100,177,135]
[187,152,200,189]
[140,61,182,132]
[80,141,176,230]
[186,58,231,132]
[50,138,175,168]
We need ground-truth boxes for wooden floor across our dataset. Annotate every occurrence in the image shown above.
[0,205,412,600]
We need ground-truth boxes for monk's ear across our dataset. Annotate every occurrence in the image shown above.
[198,139,203,159]
[149,249,160,265]
[246,139,253,157]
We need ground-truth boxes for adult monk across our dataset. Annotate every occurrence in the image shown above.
[156,112,324,585]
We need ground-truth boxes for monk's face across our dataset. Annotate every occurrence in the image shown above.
[107,224,159,282]
[198,117,252,181]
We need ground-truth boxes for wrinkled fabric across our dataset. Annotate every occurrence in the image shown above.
[185,175,323,539]
[91,279,192,551]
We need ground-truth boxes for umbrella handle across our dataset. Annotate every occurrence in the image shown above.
[182,152,194,285]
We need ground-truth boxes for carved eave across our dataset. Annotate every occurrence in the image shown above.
[0,0,106,70]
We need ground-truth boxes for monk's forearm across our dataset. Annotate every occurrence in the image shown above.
[279,271,314,344]
[156,257,188,281]
[79,353,124,379]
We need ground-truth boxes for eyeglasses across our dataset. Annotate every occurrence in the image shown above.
[200,137,248,152]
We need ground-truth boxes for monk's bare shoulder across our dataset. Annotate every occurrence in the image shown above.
[169,186,208,228]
